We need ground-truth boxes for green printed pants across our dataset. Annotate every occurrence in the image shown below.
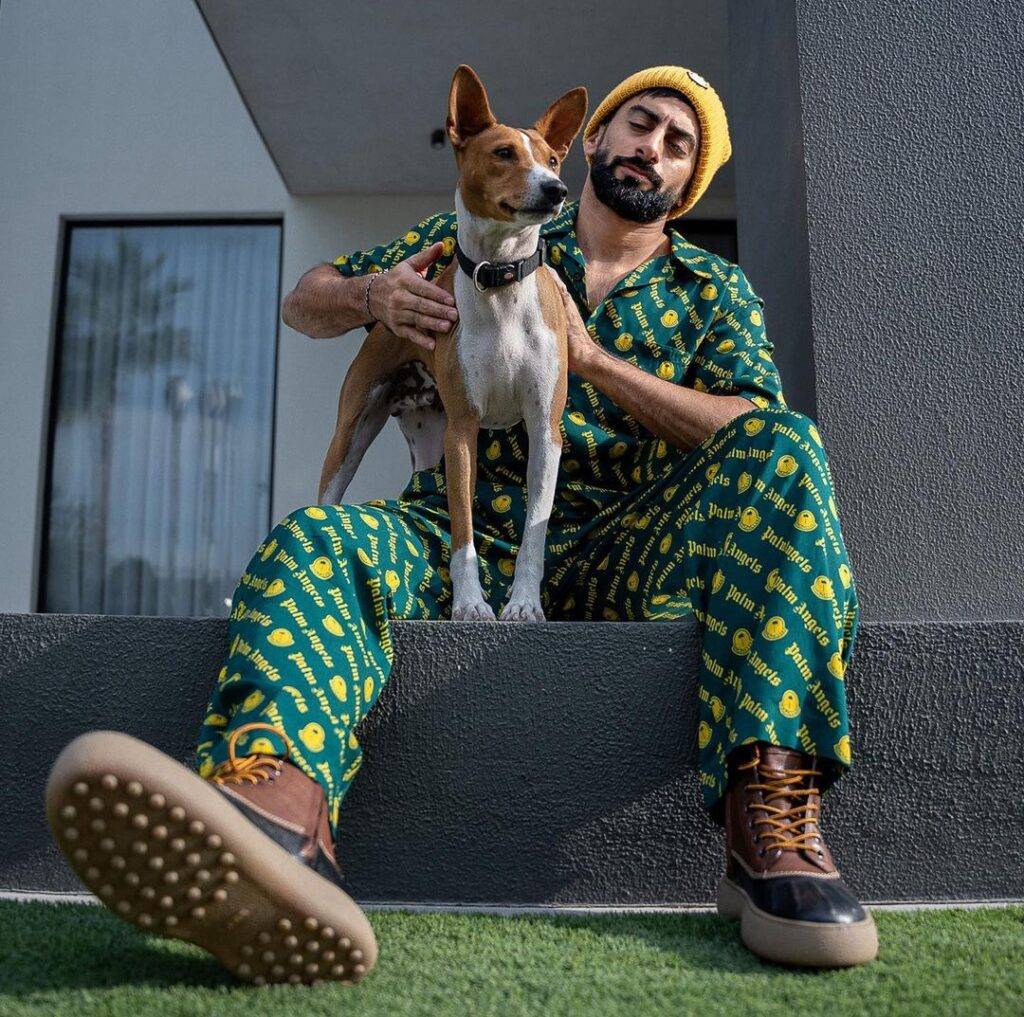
[195,405,859,836]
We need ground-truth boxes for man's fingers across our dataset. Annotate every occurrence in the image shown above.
[412,313,452,332]
[401,292,457,321]
[404,242,447,272]
[406,274,457,308]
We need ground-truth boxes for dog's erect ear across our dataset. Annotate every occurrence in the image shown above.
[533,87,588,160]
[446,65,498,150]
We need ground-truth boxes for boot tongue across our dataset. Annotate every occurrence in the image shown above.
[755,746,830,873]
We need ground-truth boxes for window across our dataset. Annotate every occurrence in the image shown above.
[40,220,282,618]
[674,219,738,264]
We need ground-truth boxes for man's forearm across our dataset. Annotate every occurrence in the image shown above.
[281,264,374,340]
[576,345,753,453]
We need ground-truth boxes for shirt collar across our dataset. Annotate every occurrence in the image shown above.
[542,199,715,280]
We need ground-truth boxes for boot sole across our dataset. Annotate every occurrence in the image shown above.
[45,729,378,986]
[717,876,878,968]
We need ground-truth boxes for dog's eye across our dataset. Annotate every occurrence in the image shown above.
[494,147,514,159]
[549,156,558,167]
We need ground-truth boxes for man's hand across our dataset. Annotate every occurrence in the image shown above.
[550,271,602,375]
[368,243,460,351]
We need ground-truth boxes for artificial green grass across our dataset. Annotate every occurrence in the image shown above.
[0,901,1021,1016]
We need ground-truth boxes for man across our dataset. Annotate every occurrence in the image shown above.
[51,66,876,976]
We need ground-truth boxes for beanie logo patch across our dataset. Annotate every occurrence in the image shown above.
[687,69,710,89]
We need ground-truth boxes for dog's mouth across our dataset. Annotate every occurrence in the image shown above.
[501,199,562,218]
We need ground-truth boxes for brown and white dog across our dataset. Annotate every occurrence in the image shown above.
[317,65,588,622]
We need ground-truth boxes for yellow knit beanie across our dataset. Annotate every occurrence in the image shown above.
[584,65,731,219]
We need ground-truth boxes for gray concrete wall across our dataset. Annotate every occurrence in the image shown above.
[792,0,1024,621]
[4,613,1021,903]
[726,2,817,420]
[0,0,450,614]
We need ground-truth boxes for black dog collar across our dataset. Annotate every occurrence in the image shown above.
[454,237,546,291]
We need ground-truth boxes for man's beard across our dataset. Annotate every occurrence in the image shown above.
[589,146,685,223]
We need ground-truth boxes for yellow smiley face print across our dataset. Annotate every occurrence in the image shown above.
[775,455,798,477]
[738,507,760,531]
[310,556,334,580]
[827,651,846,680]
[794,510,818,532]
[779,690,800,718]
[811,576,835,600]
[299,722,326,753]
[698,721,712,748]
[731,628,753,655]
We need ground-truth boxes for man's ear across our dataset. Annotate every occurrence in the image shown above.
[533,86,588,160]
[582,119,606,161]
[446,65,497,150]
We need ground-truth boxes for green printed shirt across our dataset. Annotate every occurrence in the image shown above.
[332,199,787,495]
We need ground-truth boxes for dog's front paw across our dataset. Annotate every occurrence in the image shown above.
[499,595,546,622]
[452,598,497,621]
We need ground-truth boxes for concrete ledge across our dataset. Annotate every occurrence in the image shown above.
[2,612,1021,904]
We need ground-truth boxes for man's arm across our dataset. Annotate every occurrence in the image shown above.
[575,341,751,452]
[281,264,375,340]
[552,278,754,452]
[282,209,460,343]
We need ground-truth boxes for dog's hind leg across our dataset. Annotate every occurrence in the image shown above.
[317,334,416,504]
[318,382,394,505]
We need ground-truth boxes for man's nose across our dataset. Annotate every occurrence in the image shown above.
[636,141,659,165]
[542,179,568,203]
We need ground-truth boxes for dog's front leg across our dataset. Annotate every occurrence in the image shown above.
[445,414,494,621]
[499,409,562,622]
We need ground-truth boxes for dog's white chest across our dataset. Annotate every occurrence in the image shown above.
[454,272,559,430]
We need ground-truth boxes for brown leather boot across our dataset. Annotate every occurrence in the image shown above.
[45,722,377,986]
[716,741,878,968]
[207,722,344,890]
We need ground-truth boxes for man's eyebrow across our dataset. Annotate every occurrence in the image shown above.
[627,103,697,144]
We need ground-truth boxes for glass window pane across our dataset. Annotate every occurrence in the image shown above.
[42,221,281,618]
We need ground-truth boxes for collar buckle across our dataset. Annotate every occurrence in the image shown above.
[471,259,492,292]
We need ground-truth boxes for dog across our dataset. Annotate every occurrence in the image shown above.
[317,65,588,622]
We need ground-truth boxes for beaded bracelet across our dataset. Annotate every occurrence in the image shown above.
[363,268,388,324]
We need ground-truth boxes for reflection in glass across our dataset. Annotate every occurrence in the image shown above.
[43,222,280,617]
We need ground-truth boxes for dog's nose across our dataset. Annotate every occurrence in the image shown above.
[542,180,568,203]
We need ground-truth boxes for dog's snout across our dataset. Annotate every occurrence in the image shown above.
[542,180,568,203]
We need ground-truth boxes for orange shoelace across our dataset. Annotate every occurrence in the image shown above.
[737,753,824,853]
[208,721,296,787]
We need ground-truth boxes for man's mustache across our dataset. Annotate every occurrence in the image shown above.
[614,157,662,187]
